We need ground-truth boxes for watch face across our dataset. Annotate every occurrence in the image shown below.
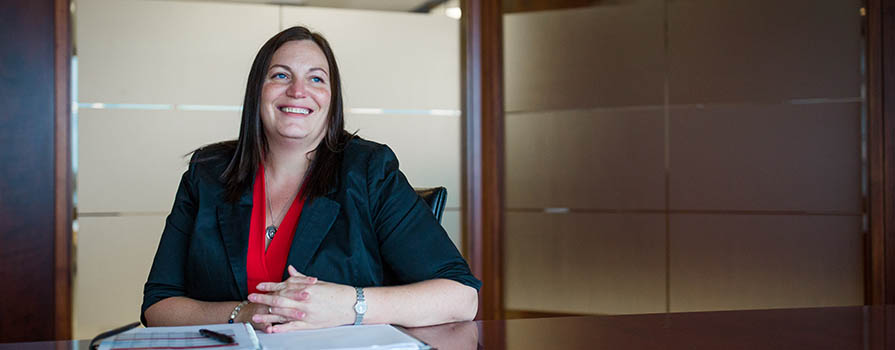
[355,302,367,314]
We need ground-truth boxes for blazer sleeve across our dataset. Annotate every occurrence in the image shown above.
[367,145,482,291]
[140,157,200,325]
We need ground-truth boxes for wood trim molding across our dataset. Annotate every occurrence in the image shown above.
[884,0,895,305]
[460,0,505,321]
[504,309,587,319]
[868,0,884,305]
[54,0,72,339]
[867,0,895,305]
[502,0,596,13]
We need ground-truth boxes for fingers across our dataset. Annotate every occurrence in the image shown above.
[249,293,300,308]
[255,277,315,293]
[256,282,286,292]
[250,321,272,331]
[252,309,300,324]
[287,265,304,277]
[285,275,318,285]
[272,306,306,320]
[255,268,316,293]
[285,266,319,283]
[256,284,314,301]
[281,289,311,301]
[269,320,316,333]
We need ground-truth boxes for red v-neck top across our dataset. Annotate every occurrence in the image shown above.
[247,165,308,295]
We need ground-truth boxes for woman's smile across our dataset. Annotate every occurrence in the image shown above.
[279,106,312,115]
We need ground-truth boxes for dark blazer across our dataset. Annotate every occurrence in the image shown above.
[141,138,480,324]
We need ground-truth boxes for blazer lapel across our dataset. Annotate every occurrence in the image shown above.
[217,190,254,298]
[283,195,340,278]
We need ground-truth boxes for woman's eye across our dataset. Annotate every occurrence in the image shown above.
[310,77,323,83]
[272,73,287,80]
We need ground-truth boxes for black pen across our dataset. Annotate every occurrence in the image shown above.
[199,329,235,344]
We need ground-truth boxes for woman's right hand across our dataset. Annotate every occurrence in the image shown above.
[238,301,287,330]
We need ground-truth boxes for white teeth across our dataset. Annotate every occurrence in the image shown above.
[281,107,311,114]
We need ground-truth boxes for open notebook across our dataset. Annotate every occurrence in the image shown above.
[97,323,430,350]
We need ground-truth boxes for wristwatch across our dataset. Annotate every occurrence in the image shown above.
[353,287,367,325]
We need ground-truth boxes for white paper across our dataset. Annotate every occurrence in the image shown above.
[256,324,429,350]
[98,323,261,350]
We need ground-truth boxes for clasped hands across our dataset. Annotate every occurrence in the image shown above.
[246,265,356,333]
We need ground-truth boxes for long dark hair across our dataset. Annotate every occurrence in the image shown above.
[194,26,352,202]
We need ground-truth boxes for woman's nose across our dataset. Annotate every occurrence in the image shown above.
[286,81,306,98]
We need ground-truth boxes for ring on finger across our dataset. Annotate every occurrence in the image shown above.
[268,306,273,314]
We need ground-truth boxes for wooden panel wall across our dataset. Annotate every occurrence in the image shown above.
[502,0,864,316]
[0,0,71,342]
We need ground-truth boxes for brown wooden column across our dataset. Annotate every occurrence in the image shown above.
[54,0,73,340]
[868,0,895,305]
[0,0,72,341]
[460,0,505,321]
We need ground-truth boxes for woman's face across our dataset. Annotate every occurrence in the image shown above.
[260,40,332,149]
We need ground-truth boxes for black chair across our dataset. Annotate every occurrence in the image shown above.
[414,187,448,224]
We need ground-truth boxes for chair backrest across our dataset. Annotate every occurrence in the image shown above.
[414,187,448,224]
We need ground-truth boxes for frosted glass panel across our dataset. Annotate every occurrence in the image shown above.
[346,114,460,208]
[442,209,461,249]
[281,7,460,110]
[506,109,665,210]
[670,214,863,312]
[504,0,665,111]
[78,109,240,212]
[77,0,279,105]
[505,212,666,314]
[74,215,166,339]
[668,0,862,103]
[669,103,861,212]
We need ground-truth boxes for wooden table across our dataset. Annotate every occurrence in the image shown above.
[3,305,892,349]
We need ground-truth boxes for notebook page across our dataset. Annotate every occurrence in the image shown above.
[98,323,261,350]
[256,324,429,350]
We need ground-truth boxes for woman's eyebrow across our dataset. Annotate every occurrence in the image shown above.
[309,67,329,75]
[268,64,292,72]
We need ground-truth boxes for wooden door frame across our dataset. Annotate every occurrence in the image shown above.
[460,0,505,320]
[54,0,73,339]
[868,0,895,305]
[0,0,72,341]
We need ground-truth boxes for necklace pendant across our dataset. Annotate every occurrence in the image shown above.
[265,225,277,240]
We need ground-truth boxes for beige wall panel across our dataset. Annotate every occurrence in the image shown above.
[78,109,240,212]
[668,0,862,104]
[669,103,861,212]
[504,1,665,112]
[281,7,460,110]
[669,214,863,312]
[442,209,461,250]
[77,0,278,105]
[73,215,166,339]
[345,113,460,208]
[505,212,666,314]
[506,109,665,210]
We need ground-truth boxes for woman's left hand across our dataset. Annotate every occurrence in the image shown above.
[248,265,356,332]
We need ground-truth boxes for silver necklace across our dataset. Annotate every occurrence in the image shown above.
[263,170,302,240]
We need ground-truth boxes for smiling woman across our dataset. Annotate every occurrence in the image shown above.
[140,26,480,332]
